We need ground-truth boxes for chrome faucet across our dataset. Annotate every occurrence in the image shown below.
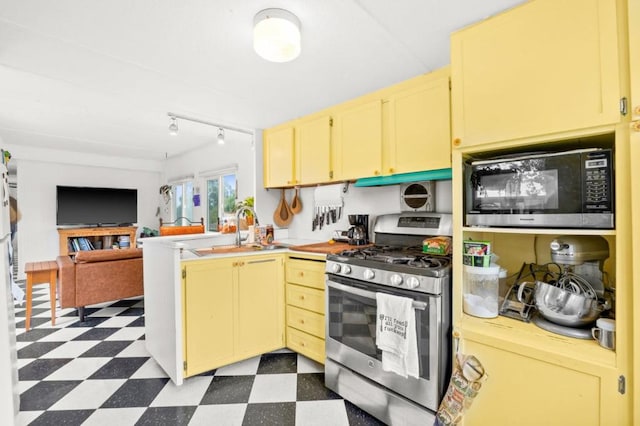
[235,206,259,247]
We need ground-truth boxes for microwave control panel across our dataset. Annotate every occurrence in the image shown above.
[583,150,613,211]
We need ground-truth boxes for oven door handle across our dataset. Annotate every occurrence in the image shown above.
[327,280,427,311]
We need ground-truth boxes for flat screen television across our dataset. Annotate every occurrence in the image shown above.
[56,185,138,226]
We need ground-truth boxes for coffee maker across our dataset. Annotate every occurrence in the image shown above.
[347,214,369,246]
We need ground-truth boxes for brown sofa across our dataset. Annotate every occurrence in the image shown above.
[56,248,143,321]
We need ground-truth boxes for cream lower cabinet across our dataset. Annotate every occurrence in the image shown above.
[285,254,326,364]
[451,0,623,148]
[182,254,284,377]
[461,335,619,426]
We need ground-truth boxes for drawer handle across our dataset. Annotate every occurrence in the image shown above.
[632,121,640,132]
[300,319,305,324]
[453,138,461,146]
[299,272,304,277]
[300,295,305,300]
[300,342,306,347]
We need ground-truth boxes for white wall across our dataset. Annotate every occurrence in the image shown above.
[11,150,162,279]
[284,180,452,242]
[163,132,256,225]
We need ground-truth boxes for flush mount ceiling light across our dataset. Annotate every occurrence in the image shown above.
[217,128,225,145]
[253,8,301,63]
[168,116,179,135]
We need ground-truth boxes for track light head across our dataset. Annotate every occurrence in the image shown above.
[217,128,225,145]
[168,117,179,136]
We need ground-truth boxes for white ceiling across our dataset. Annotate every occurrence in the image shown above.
[0,0,526,161]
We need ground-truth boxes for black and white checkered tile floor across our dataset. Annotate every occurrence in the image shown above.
[13,283,385,425]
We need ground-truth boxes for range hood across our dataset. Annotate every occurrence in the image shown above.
[354,168,452,187]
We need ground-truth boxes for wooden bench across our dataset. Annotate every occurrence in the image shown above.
[25,260,58,331]
[159,217,205,236]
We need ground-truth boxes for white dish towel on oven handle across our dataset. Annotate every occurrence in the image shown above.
[376,292,419,378]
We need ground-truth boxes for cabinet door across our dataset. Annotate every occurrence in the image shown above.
[630,0,640,421]
[264,125,295,187]
[387,73,451,175]
[236,256,284,357]
[297,115,333,184]
[183,259,235,376]
[451,0,621,147]
[461,338,605,426]
[334,99,383,180]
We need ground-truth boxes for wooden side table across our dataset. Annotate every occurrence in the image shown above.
[25,260,58,331]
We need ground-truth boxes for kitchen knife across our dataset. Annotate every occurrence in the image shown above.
[312,209,316,231]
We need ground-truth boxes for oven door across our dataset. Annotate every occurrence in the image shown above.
[325,274,447,411]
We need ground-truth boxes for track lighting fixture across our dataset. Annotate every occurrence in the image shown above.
[166,112,253,145]
[168,116,179,136]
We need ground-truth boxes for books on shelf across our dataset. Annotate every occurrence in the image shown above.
[69,237,96,252]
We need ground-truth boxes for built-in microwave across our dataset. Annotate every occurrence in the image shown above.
[465,148,614,229]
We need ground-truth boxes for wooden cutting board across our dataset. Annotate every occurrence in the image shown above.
[289,241,373,254]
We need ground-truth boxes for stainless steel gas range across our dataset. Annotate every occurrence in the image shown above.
[324,212,453,425]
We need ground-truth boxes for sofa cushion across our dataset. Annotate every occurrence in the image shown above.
[75,248,143,263]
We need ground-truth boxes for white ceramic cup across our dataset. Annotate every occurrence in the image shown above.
[591,318,615,350]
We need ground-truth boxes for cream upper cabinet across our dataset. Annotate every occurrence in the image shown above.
[385,69,451,175]
[263,124,295,188]
[333,98,383,181]
[296,114,333,185]
[451,0,623,148]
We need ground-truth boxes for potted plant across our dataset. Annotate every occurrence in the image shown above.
[235,196,255,229]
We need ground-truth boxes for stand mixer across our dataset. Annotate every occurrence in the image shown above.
[549,235,610,297]
[530,235,613,339]
[500,235,613,339]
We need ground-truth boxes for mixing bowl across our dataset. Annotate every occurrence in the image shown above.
[533,281,604,327]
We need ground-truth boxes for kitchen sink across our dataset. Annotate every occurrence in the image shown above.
[192,244,287,256]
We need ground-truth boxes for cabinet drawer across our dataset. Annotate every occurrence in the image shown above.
[286,284,324,314]
[287,327,325,365]
[286,259,325,290]
[287,305,325,338]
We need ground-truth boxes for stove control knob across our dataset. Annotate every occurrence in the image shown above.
[406,276,420,289]
[363,269,375,280]
[343,265,352,275]
[390,274,403,286]
[331,263,342,274]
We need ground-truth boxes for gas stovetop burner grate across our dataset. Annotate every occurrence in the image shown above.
[334,246,451,273]
[408,256,450,269]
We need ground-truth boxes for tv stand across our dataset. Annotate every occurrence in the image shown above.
[58,226,138,256]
